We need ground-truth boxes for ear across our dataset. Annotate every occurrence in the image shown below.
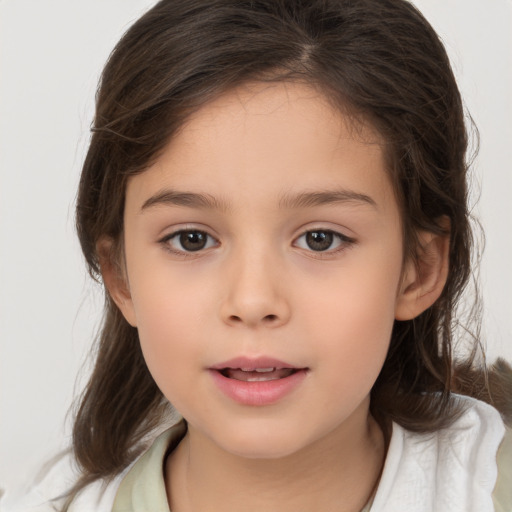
[395,221,450,321]
[96,237,138,327]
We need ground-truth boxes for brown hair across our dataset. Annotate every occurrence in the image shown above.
[66,0,511,506]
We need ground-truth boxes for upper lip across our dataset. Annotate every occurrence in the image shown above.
[210,356,301,371]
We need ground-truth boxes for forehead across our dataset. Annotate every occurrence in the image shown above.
[126,81,396,214]
[174,81,383,159]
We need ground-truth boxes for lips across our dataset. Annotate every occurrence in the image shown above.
[209,357,308,405]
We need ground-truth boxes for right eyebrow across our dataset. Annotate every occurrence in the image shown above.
[140,189,230,213]
[278,189,378,210]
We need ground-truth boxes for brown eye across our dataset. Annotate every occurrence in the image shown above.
[294,229,354,254]
[162,229,217,254]
[179,231,208,251]
[305,231,334,251]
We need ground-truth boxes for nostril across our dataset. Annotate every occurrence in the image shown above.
[224,312,284,326]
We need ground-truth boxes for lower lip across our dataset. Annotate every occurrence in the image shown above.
[209,369,308,406]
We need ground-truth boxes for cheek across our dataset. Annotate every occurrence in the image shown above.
[317,295,394,375]
[136,306,207,415]
[301,253,402,381]
[304,295,394,415]
[127,267,212,391]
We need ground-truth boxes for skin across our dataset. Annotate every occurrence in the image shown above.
[102,81,449,512]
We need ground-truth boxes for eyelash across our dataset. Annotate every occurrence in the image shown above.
[159,229,218,256]
[158,228,355,258]
[294,230,355,256]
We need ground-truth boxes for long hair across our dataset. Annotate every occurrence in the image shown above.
[68,0,511,505]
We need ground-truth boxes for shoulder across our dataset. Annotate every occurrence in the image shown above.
[494,425,512,512]
[371,395,507,512]
[396,395,505,471]
[0,421,186,512]
[0,451,127,512]
[1,451,77,512]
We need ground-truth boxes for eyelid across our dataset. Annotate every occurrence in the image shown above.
[292,227,356,255]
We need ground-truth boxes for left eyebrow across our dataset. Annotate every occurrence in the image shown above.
[140,190,230,213]
[278,189,378,210]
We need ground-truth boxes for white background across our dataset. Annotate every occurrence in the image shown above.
[1,0,511,494]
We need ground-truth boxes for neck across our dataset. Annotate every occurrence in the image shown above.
[165,404,385,512]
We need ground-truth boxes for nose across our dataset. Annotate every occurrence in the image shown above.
[219,248,291,329]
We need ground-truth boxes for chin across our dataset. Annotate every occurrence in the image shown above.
[211,419,314,460]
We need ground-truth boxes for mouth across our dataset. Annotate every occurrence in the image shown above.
[209,357,308,405]
[218,367,300,382]
[210,356,306,381]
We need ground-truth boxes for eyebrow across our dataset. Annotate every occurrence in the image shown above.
[140,188,377,213]
[278,189,377,210]
[141,190,230,212]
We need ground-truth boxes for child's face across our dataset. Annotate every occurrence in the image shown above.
[116,82,408,458]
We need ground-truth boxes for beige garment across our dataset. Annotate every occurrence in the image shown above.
[493,426,512,512]
[112,421,186,512]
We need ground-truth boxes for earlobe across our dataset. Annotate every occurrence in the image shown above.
[395,225,450,321]
[96,237,138,327]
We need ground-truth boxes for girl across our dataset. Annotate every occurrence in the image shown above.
[3,0,511,510]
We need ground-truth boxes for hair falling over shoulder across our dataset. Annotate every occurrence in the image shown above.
[63,0,512,507]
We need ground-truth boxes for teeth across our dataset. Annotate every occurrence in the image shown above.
[240,367,276,372]
[245,374,278,382]
[222,368,297,382]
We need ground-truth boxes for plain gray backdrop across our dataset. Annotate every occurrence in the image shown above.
[1,0,511,494]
